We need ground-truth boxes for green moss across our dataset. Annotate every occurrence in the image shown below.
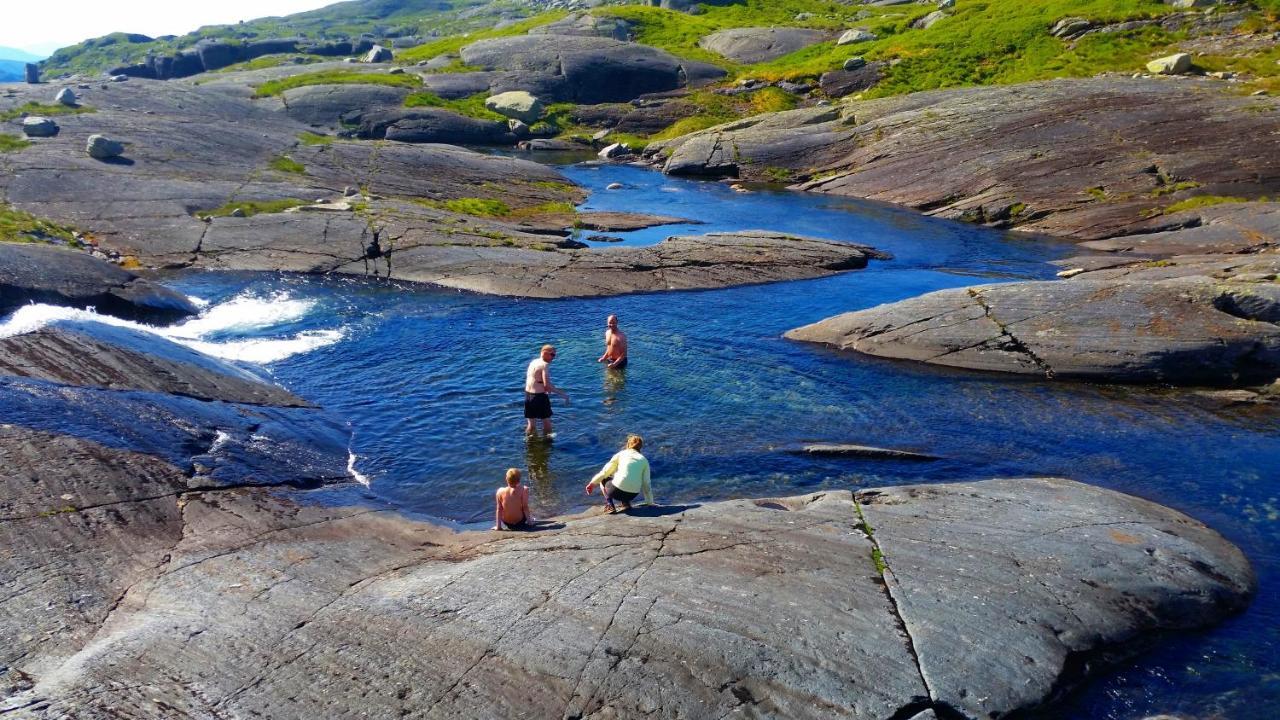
[0,203,80,245]
[763,166,795,183]
[396,11,570,63]
[199,199,309,218]
[253,70,422,98]
[1149,180,1201,198]
[0,134,32,153]
[0,102,96,123]
[1163,195,1253,214]
[429,197,511,216]
[1086,186,1108,201]
[269,155,306,174]
[298,131,336,145]
[506,201,577,217]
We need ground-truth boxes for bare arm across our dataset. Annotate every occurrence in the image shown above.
[542,365,568,399]
[494,490,506,530]
[521,486,532,522]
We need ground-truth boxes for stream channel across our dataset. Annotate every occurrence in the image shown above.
[25,161,1280,718]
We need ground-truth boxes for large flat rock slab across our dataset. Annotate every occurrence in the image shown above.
[786,278,1280,385]
[857,478,1255,718]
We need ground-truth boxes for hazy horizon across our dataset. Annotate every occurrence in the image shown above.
[1,0,335,56]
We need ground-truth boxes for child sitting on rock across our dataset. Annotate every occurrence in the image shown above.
[494,468,532,530]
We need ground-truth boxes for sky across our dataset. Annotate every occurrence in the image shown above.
[1,0,335,56]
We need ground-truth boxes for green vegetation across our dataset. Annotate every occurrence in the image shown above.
[404,91,506,121]
[198,199,309,218]
[396,11,570,64]
[1163,195,1253,214]
[215,54,325,73]
[253,70,422,98]
[0,203,79,245]
[434,197,512,216]
[298,131,336,145]
[0,134,32,153]
[269,155,307,174]
[0,102,95,123]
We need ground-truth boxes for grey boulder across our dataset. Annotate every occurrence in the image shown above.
[698,27,831,63]
[362,44,393,63]
[484,90,543,123]
[356,107,512,144]
[280,83,413,126]
[20,116,58,137]
[85,133,125,159]
[54,87,77,106]
[837,28,878,45]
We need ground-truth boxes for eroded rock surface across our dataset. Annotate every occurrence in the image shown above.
[786,278,1280,385]
[0,243,196,322]
[698,27,832,64]
[0,315,1255,719]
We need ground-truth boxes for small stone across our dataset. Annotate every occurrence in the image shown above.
[938,0,955,8]
[1056,268,1086,279]
[229,208,245,218]
[1252,89,1269,96]
[55,88,77,106]
[844,56,867,71]
[730,183,750,193]
[913,10,948,30]
[508,118,530,138]
[108,74,129,82]
[21,117,59,137]
[591,128,611,142]
[387,67,405,75]
[85,134,125,160]
[343,186,358,197]
[1146,53,1193,75]
[606,182,624,190]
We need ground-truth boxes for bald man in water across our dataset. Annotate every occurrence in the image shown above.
[597,314,628,370]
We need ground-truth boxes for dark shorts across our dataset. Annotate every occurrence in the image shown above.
[524,392,552,419]
[608,357,628,370]
[603,480,638,505]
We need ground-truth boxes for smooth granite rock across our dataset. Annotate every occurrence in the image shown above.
[698,27,832,64]
[279,83,414,126]
[786,278,1280,385]
[0,243,197,322]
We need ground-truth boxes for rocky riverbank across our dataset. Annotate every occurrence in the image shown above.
[0,78,889,298]
[643,75,1280,387]
[0,286,1258,719]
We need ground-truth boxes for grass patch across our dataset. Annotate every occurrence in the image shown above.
[432,197,512,217]
[269,155,306,174]
[215,54,325,73]
[506,201,577,218]
[253,70,422,98]
[0,203,79,244]
[199,199,309,218]
[396,11,570,64]
[298,131,336,145]
[0,102,96,123]
[0,134,32,153]
[1163,195,1253,214]
[404,91,507,121]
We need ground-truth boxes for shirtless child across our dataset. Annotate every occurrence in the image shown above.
[494,468,532,530]
[597,314,628,370]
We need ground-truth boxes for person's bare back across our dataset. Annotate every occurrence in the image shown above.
[598,315,628,369]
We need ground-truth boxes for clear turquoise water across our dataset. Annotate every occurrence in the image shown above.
[158,163,1276,719]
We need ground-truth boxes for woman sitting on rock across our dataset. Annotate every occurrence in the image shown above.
[585,434,653,513]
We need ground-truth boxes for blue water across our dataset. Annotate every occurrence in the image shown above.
[147,163,1279,719]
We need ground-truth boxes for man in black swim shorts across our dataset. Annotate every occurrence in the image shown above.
[524,344,568,435]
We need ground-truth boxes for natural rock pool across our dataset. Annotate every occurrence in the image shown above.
[17,162,1275,718]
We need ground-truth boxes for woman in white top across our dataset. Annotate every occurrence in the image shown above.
[585,434,653,513]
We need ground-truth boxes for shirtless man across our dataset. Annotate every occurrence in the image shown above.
[597,315,628,370]
[525,344,568,435]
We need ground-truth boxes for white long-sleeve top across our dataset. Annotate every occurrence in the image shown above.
[588,448,653,505]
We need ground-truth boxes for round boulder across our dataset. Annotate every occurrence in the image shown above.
[837,29,877,45]
[86,134,125,160]
[21,117,59,137]
[55,88,77,106]
[485,90,544,123]
[1147,53,1193,75]
[698,27,831,64]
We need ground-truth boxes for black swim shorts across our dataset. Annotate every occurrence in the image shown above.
[524,392,552,419]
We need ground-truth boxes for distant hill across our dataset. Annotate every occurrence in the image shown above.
[0,60,27,82]
[0,45,44,62]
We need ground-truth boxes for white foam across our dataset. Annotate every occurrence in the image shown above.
[0,290,344,365]
[347,451,371,486]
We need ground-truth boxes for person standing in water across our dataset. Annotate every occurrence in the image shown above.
[525,344,568,436]
[585,434,653,513]
[597,314,628,370]
[494,468,532,530]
